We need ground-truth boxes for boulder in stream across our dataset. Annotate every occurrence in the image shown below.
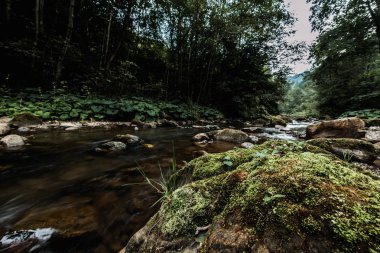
[213,128,250,143]
[306,117,365,139]
[122,141,380,253]
[0,134,25,148]
[95,141,127,153]
[113,134,143,145]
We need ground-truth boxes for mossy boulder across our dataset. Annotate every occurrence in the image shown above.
[10,113,42,127]
[269,115,288,127]
[307,138,377,164]
[123,141,380,253]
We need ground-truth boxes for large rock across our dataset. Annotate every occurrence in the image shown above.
[213,129,250,143]
[10,113,42,127]
[122,141,380,253]
[269,115,288,127]
[113,134,142,145]
[306,117,365,139]
[307,138,377,164]
[365,127,380,143]
[1,134,25,147]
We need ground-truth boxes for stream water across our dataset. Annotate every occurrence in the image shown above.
[0,121,310,253]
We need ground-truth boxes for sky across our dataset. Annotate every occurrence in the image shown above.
[284,0,318,74]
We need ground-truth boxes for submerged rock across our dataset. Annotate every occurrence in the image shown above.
[113,134,143,145]
[10,113,42,127]
[95,141,127,153]
[213,128,250,143]
[306,117,365,139]
[307,138,377,164]
[123,141,380,253]
[0,134,25,148]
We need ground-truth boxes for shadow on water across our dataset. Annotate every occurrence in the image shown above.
[0,127,237,252]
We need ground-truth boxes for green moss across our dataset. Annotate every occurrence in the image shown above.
[270,115,287,126]
[134,140,380,252]
[301,216,322,234]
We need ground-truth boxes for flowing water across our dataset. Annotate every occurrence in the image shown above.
[0,122,310,252]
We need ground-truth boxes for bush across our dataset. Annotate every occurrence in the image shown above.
[0,89,223,121]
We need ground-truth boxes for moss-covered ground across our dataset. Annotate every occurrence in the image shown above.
[126,140,380,253]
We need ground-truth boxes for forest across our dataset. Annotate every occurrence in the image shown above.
[0,0,301,120]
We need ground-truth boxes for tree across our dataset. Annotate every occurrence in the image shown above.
[309,0,380,115]
[308,0,380,50]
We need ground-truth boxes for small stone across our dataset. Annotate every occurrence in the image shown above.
[134,127,139,131]
[249,135,259,143]
[241,142,255,149]
[17,127,30,132]
[1,134,25,147]
[143,144,155,150]
[192,133,210,142]
[65,127,80,131]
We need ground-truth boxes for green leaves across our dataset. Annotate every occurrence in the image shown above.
[0,92,223,122]
[223,156,233,167]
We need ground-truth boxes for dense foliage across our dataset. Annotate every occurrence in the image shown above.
[308,0,380,116]
[280,71,318,117]
[0,89,222,121]
[0,0,300,118]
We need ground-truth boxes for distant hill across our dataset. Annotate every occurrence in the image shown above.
[287,73,305,86]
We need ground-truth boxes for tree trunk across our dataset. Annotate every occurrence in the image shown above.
[35,0,40,46]
[104,8,113,66]
[55,0,75,84]
[106,0,133,70]
[5,0,11,22]
[40,0,44,34]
